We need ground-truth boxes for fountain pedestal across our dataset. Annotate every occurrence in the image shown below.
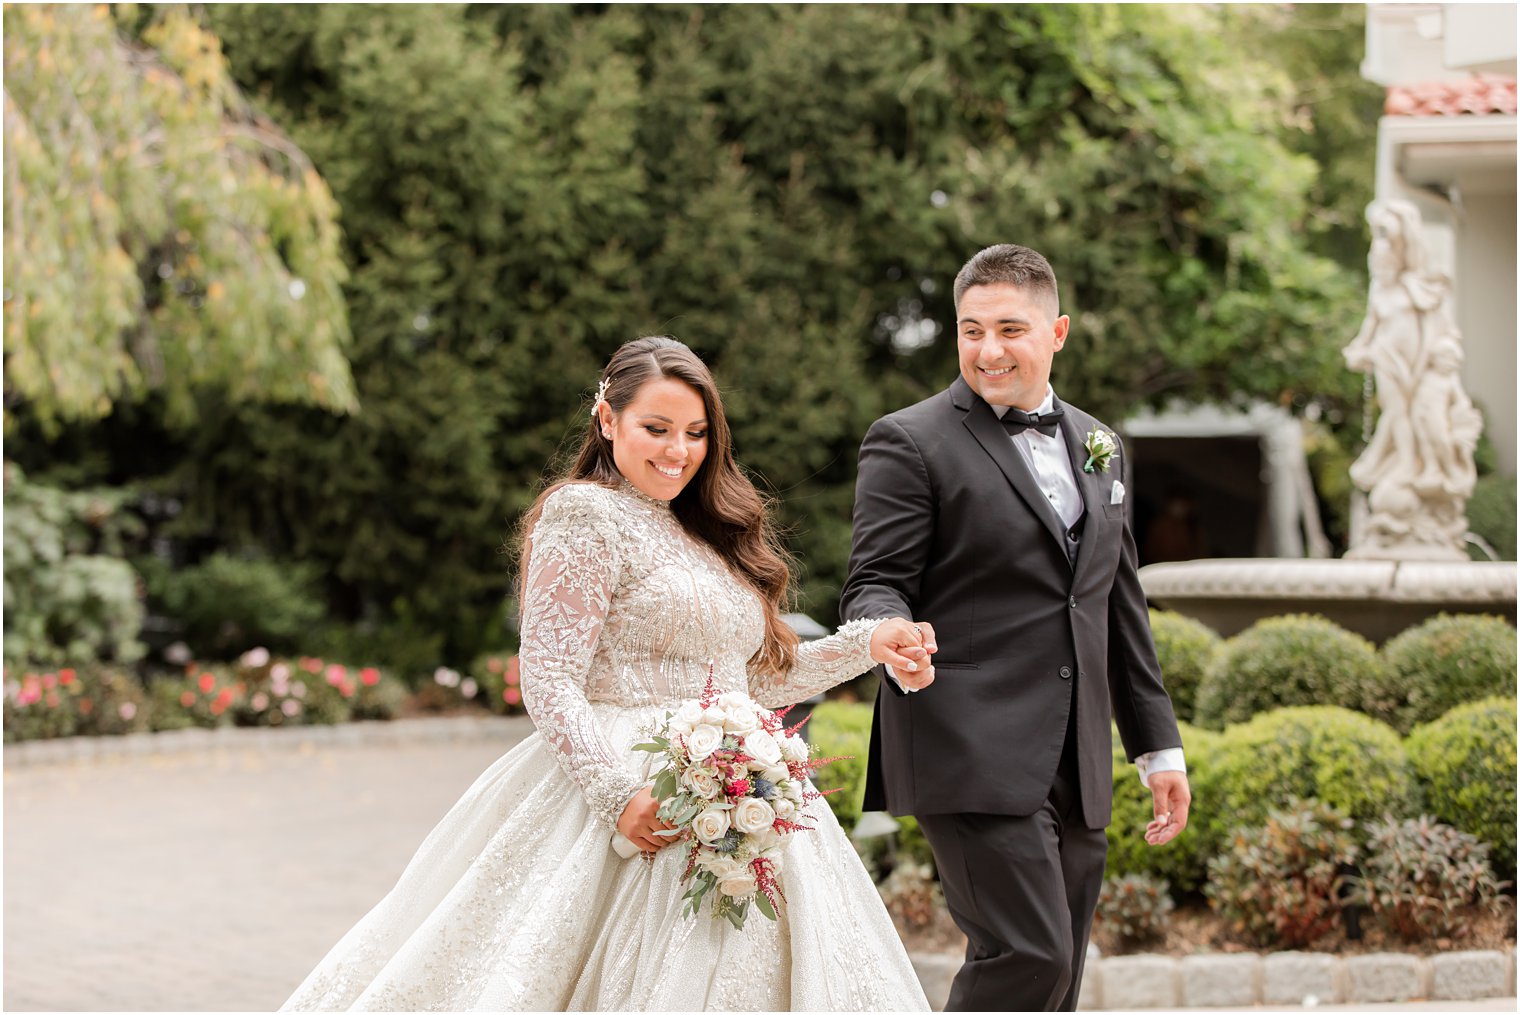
[1139,558,1516,644]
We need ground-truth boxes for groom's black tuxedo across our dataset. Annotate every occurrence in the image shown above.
[842,376,1181,1010]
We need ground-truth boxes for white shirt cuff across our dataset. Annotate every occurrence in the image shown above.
[1135,747,1186,788]
[883,664,919,693]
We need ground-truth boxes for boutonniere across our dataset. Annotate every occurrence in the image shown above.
[1082,427,1119,474]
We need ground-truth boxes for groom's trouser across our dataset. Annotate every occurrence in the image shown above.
[916,730,1107,1012]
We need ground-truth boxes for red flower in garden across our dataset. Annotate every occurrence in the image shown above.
[503,687,521,706]
[198,673,216,694]
[486,657,503,673]
[59,669,76,686]
[42,673,56,689]
[506,657,520,686]
[360,668,381,687]
[301,657,323,674]
[339,682,355,698]
[179,691,196,708]
[45,691,60,708]
[325,664,346,686]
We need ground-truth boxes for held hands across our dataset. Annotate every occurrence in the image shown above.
[1143,770,1192,847]
[870,619,938,691]
[616,785,681,854]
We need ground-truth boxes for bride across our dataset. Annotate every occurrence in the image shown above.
[282,336,935,1011]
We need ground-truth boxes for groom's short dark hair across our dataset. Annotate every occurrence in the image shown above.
[953,244,1060,317]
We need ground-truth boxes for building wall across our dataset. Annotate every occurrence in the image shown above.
[1456,188,1518,472]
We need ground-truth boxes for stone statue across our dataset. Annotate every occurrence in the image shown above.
[1343,200,1483,561]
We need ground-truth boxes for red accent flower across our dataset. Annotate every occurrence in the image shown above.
[360,668,381,687]
[503,687,522,706]
[59,668,77,686]
[339,682,355,698]
[725,779,752,798]
[325,664,346,685]
[179,691,196,708]
[197,673,216,694]
[300,657,323,674]
[214,688,235,708]
[486,657,503,673]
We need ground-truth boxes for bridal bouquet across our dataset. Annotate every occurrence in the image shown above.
[623,677,839,929]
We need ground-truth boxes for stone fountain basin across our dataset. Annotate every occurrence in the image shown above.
[1139,559,1517,643]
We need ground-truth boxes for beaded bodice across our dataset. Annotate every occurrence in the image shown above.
[518,481,880,830]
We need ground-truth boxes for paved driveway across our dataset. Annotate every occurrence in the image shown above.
[4,721,530,1012]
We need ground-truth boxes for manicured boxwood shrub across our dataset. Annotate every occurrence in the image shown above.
[1381,614,1516,733]
[1190,706,1418,849]
[1148,610,1220,724]
[1194,615,1396,730]
[1405,696,1516,879]
[1105,721,1221,893]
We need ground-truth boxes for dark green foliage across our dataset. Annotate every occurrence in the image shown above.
[1191,706,1418,850]
[3,464,146,667]
[1194,615,1395,730]
[1381,614,1517,733]
[1097,873,1175,950]
[11,5,1376,666]
[1467,473,1517,561]
[1106,722,1221,892]
[1147,610,1219,724]
[140,552,326,659]
[1406,697,1517,880]
[1362,814,1505,942]
[1206,800,1360,948]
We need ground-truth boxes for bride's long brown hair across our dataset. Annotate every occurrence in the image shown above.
[517,336,799,675]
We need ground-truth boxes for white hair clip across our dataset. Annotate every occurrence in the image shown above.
[591,377,610,420]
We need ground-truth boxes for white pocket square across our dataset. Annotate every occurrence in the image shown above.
[1110,480,1126,505]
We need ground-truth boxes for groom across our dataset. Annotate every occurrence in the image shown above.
[841,244,1191,1011]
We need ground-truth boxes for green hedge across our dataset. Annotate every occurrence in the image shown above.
[1194,615,1395,730]
[1406,696,1516,880]
[1105,721,1221,892]
[1382,614,1516,733]
[1148,610,1220,725]
[1191,705,1417,850]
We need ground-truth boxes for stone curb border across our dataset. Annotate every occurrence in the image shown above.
[910,947,1517,1011]
[3,715,537,768]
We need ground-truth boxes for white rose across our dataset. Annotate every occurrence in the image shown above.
[781,734,810,765]
[743,729,782,767]
[732,797,776,836]
[717,870,758,899]
[749,824,782,851]
[686,724,725,762]
[716,691,752,712]
[723,706,759,735]
[675,700,705,727]
[761,764,789,787]
[699,704,728,727]
[692,805,732,845]
[774,798,796,821]
[683,766,721,800]
[701,854,744,880]
[783,781,804,803]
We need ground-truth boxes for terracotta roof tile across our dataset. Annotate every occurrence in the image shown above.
[1386,75,1517,117]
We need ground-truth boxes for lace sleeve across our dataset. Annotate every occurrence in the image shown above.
[518,484,644,831]
[748,617,885,709]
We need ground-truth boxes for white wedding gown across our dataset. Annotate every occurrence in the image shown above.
[282,481,930,1012]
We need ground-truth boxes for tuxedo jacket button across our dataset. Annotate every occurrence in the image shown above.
[1059,666,1072,679]
[1068,596,1078,608]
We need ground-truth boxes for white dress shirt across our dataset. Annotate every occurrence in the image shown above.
[887,385,1186,788]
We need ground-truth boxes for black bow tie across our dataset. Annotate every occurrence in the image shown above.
[1000,406,1064,439]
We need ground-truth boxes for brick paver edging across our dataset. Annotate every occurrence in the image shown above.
[3,715,537,769]
[910,947,1517,1010]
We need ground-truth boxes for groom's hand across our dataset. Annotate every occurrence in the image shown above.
[870,619,937,690]
[1143,771,1191,846]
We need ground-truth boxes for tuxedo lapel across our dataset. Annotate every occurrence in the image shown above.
[1059,409,1109,584]
[958,393,1071,563]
